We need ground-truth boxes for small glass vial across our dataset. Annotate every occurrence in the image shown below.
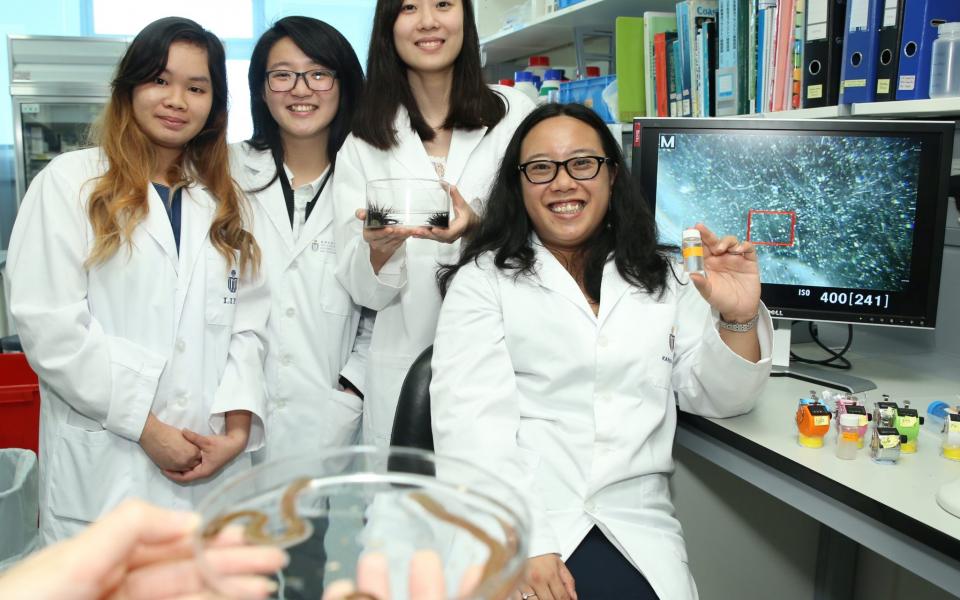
[682,228,705,275]
[930,22,960,99]
[836,413,860,460]
[943,410,960,462]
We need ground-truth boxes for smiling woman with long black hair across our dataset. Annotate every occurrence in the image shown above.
[332,0,535,451]
[432,103,774,600]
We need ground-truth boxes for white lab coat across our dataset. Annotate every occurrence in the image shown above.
[333,85,535,448]
[6,148,269,545]
[229,142,364,460]
[430,242,774,600]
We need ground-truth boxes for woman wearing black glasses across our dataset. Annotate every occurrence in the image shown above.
[432,103,774,600]
[229,17,368,463]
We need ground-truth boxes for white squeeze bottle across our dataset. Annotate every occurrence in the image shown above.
[514,71,540,104]
[930,22,960,98]
[538,69,564,104]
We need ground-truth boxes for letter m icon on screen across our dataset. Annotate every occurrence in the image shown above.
[659,134,675,149]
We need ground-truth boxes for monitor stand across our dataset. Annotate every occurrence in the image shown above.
[770,320,877,393]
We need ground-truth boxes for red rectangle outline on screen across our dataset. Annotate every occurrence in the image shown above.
[746,209,796,246]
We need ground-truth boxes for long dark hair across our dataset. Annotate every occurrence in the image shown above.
[88,16,259,276]
[438,103,675,300]
[353,0,506,150]
[246,16,364,188]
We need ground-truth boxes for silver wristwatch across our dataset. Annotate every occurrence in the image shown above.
[718,313,760,333]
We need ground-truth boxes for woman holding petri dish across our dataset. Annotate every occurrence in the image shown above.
[332,0,536,449]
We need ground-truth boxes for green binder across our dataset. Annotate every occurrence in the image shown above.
[615,16,645,122]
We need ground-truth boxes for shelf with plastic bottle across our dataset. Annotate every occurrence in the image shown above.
[478,0,676,66]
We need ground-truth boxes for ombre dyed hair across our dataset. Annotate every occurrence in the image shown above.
[86,16,260,275]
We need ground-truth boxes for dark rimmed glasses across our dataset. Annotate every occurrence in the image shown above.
[518,155,612,184]
[266,69,337,92]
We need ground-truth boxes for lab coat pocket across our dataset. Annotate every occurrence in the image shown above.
[206,251,238,326]
[47,423,129,523]
[628,302,676,390]
[319,259,354,317]
[320,389,363,447]
[515,447,541,475]
[515,446,548,491]
[365,352,415,446]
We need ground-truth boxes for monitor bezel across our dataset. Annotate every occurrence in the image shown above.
[632,117,953,329]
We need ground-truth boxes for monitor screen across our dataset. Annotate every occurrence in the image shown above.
[632,118,953,328]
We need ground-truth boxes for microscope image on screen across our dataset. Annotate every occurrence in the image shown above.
[655,132,922,292]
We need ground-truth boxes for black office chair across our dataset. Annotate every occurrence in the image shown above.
[389,345,435,477]
[390,345,434,451]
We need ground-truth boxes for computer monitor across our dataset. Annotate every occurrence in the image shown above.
[632,118,953,391]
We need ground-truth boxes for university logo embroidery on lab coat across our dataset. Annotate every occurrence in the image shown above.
[228,270,238,294]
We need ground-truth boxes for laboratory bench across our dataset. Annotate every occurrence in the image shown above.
[676,349,960,596]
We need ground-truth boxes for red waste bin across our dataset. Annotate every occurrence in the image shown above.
[0,353,40,454]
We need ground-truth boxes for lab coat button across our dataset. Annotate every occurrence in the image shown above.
[281,355,293,366]
[175,339,186,352]
[289,260,298,270]
[597,335,608,348]
[285,307,296,318]
[584,500,596,512]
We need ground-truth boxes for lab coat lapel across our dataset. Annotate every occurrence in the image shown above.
[597,259,631,329]
[143,185,179,272]
[392,109,438,179]
[532,239,597,322]
[444,126,487,185]
[175,185,214,327]
[291,167,333,258]
[244,148,296,253]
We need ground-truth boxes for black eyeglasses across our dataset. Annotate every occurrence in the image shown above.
[266,69,337,92]
[518,155,612,184]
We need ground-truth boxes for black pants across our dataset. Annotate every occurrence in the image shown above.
[564,527,660,600]
[276,515,328,600]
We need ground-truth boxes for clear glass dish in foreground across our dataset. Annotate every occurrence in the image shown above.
[365,178,451,229]
[194,446,529,600]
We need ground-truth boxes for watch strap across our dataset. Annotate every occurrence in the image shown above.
[718,313,760,333]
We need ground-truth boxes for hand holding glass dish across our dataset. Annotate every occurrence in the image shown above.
[194,447,529,600]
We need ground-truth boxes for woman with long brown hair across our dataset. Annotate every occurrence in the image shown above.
[7,16,269,545]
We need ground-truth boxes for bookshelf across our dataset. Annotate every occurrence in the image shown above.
[749,98,960,119]
[478,0,676,66]
[479,0,960,172]
[849,98,960,119]
[617,98,960,126]
[476,1,960,123]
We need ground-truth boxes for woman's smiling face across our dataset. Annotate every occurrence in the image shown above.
[519,116,613,254]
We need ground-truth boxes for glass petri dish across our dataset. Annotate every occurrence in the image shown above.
[194,446,529,599]
[365,178,451,229]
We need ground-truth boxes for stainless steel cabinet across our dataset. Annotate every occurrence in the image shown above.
[13,98,104,199]
[8,35,127,205]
